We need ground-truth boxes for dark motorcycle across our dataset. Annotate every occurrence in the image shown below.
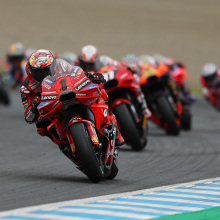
[140,63,182,135]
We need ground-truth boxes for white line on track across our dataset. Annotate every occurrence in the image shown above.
[1,177,220,220]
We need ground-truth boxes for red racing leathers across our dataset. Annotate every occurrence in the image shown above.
[20,59,78,124]
[200,70,220,109]
[20,59,124,145]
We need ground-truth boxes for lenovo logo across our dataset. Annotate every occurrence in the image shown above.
[42,95,57,100]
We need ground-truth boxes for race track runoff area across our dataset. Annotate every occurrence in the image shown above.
[1,177,220,219]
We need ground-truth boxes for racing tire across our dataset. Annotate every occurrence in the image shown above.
[69,122,103,183]
[114,103,146,151]
[181,106,192,130]
[0,86,10,105]
[155,95,180,136]
[106,158,119,180]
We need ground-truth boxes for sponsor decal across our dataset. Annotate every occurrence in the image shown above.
[76,93,87,96]
[120,72,128,79]
[92,135,98,144]
[74,79,91,91]
[71,67,81,77]
[42,91,57,94]
[38,102,51,109]
[24,104,28,109]
[74,76,87,86]
[70,144,75,153]
[72,66,80,74]
[42,81,51,90]
[43,78,54,85]
[30,82,37,86]
[60,62,67,72]
[76,68,82,75]
[86,98,97,105]
[42,95,57,100]
[98,98,104,104]
[30,84,39,90]
[82,83,97,91]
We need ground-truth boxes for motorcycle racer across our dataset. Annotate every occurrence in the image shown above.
[20,49,124,147]
[200,62,220,110]
[77,45,150,118]
[160,56,196,103]
[5,42,27,89]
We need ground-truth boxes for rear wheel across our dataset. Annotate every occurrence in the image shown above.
[69,122,103,183]
[181,106,192,130]
[0,86,10,105]
[114,103,146,151]
[155,95,180,135]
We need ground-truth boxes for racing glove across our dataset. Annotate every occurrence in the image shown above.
[86,72,106,84]
[25,96,41,123]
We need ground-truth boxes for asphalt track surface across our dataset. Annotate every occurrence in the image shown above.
[0,90,219,212]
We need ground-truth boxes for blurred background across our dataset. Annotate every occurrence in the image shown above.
[0,0,220,89]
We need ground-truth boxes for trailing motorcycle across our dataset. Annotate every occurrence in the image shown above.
[98,64,148,151]
[0,73,10,105]
[170,63,193,130]
[140,63,182,135]
[37,60,118,183]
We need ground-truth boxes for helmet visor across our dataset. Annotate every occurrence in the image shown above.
[9,55,24,63]
[31,65,52,82]
[79,60,95,72]
[204,74,218,85]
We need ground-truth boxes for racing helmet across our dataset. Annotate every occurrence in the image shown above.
[201,63,218,85]
[138,54,158,66]
[28,49,55,82]
[121,54,140,73]
[8,42,25,63]
[78,45,101,72]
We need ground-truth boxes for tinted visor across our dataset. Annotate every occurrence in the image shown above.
[31,65,52,82]
[204,74,217,84]
[79,60,95,72]
[9,55,24,63]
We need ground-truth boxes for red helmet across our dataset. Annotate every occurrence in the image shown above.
[28,49,55,82]
[78,45,101,72]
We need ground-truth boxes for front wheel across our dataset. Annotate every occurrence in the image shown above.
[181,105,192,130]
[106,158,119,180]
[69,122,103,183]
[155,95,180,135]
[114,103,147,151]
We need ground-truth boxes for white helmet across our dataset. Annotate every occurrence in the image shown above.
[138,54,157,66]
[201,63,218,85]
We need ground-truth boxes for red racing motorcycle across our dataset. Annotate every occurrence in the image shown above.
[98,64,148,151]
[37,61,118,183]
